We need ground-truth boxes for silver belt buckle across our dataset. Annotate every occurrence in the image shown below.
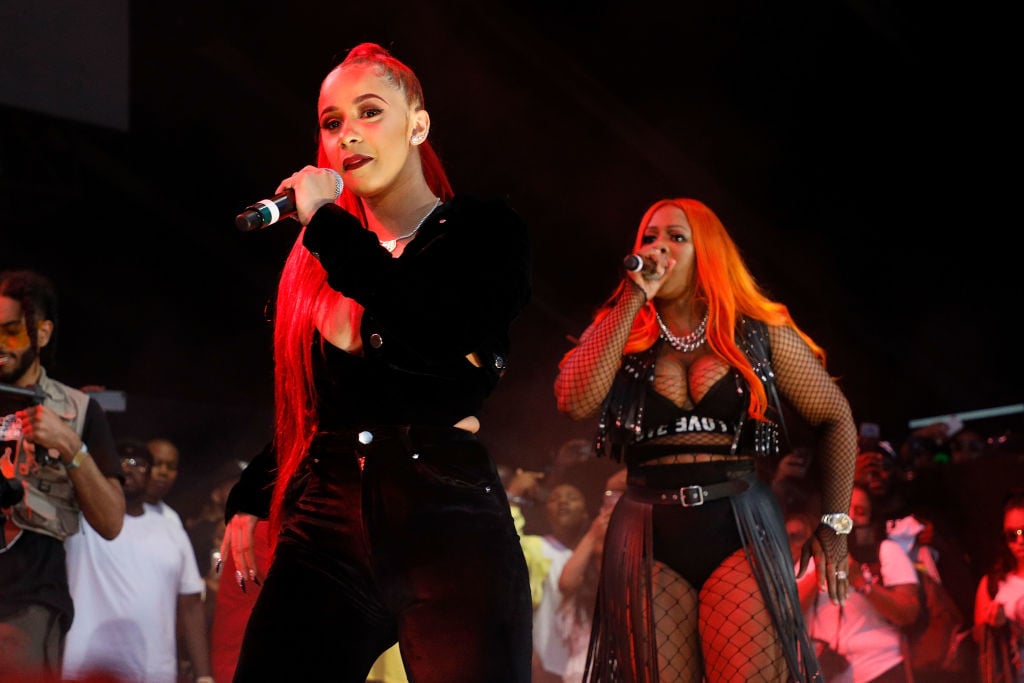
[679,485,705,507]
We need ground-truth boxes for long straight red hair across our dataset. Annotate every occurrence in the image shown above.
[563,198,826,422]
[267,43,454,546]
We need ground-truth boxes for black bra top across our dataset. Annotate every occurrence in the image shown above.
[632,368,747,447]
[597,318,784,463]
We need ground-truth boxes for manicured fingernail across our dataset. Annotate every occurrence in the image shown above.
[215,558,223,574]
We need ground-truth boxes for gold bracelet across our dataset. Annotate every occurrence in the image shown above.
[66,443,90,471]
[196,677,215,683]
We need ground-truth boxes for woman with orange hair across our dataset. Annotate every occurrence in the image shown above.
[554,198,857,682]
[220,42,532,682]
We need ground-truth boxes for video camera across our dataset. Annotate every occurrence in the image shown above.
[0,383,45,416]
[0,383,44,509]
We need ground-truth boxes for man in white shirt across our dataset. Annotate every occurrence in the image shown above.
[63,438,213,683]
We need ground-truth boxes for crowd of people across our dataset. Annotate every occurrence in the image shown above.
[772,420,1024,683]
[1,39,1021,683]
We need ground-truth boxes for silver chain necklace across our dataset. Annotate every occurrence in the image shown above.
[380,197,441,253]
[655,310,709,353]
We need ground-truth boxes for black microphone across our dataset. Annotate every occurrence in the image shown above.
[235,191,296,232]
[623,254,659,278]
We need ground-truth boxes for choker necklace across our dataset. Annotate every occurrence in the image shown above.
[655,310,709,353]
[380,197,441,253]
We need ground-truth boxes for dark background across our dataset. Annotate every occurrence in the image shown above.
[1,1,1019,510]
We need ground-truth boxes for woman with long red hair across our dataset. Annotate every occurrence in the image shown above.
[220,42,532,682]
[554,198,857,682]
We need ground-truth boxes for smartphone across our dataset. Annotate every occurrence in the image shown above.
[859,422,880,439]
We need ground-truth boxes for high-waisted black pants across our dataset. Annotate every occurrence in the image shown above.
[232,426,533,683]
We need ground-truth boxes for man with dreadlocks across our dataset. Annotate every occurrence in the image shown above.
[0,269,125,679]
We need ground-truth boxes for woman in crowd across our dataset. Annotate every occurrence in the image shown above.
[220,42,533,682]
[555,197,857,682]
[556,468,626,682]
[974,489,1024,683]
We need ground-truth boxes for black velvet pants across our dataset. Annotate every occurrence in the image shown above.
[232,426,533,683]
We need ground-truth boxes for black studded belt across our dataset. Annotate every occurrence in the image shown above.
[627,473,753,507]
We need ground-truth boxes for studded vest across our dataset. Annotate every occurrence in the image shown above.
[595,316,787,462]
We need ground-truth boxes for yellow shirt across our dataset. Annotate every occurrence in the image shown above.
[511,504,552,610]
[367,643,407,683]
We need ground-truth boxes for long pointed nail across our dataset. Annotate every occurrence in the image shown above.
[215,557,223,574]
[235,570,246,593]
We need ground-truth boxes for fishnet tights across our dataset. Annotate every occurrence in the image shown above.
[653,551,789,683]
[652,560,702,682]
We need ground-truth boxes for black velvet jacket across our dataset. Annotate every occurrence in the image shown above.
[226,194,531,520]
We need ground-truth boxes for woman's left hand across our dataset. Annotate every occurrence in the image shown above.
[802,525,850,605]
[220,512,261,592]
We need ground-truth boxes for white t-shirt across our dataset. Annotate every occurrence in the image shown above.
[533,535,574,676]
[803,539,918,683]
[556,592,592,683]
[63,507,204,683]
[145,499,183,523]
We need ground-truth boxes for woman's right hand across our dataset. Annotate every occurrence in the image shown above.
[220,512,261,592]
[625,248,675,301]
[506,468,545,502]
[589,505,613,541]
[805,525,850,606]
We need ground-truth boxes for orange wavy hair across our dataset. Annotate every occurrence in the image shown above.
[267,43,454,547]
[563,197,825,422]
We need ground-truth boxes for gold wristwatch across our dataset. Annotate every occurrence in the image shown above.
[820,512,853,535]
